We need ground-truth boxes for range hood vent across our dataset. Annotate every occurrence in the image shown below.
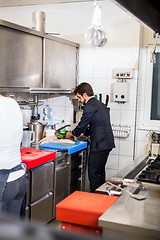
[113,0,160,32]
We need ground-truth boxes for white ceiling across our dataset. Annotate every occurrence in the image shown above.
[0,0,139,45]
[0,0,94,7]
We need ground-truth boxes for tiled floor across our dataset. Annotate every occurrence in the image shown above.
[48,218,61,231]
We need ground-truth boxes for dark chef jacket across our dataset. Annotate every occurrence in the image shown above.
[72,97,115,152]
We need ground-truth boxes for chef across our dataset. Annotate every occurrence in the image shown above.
[66,82,115,193]
[0,94,28,217]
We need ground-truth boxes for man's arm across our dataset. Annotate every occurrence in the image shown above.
[66,103,95,139]
[66,131,74,139]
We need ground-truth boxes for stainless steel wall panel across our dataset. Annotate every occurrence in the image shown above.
[0,26,42,88]
[44,38,78,89]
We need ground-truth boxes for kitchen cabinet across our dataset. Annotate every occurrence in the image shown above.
[21,148,71,222]
[0,25,42,88]
[29,162,54,202]
[21,144,88,223]
[29,192,53,224]
[53,153,70,218]
[43,38,78,89]
[27,161,54,224]
[21,148,56,224]
[41,141,89,194]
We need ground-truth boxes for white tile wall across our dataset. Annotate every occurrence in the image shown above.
[52,106,66,123]
[119,94,137,111]
[106,154,119,169]
[136,129,150,142]
[110,109,121,125]
[93,62,108,79]
[93,78,108,94]
[135,140,150,157]
[52,96,66,106]
[111,139,120,155]
[119,156,133,170]
[106,169,119,180]
[120,110,136,126]
[16,23,160,180]
[119,140,134,157]
[65,96,74,107]
[65,106,73,122]
[21,108,32,125]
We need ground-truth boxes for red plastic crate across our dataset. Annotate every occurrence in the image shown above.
[61,222,102,237]
[21,148,56,169]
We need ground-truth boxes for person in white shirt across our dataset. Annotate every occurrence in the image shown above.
[0,95,28,217]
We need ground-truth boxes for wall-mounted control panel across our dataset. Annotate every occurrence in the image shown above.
[113,82,129,103]
[113,68,134,79]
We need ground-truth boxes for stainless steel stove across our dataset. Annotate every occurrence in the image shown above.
[137,155,160,184]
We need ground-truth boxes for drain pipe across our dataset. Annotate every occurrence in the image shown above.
[32,10,45,33]
[133,26,143,160]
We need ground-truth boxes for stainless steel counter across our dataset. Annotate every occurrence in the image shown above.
[98,156,160,240]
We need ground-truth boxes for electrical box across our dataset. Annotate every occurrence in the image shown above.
[113,82,129,103]
[113,68,134,79]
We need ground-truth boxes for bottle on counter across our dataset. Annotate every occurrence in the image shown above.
[43,104,52,128]
[59,119,67,136]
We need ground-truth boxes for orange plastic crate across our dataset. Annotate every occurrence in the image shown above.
[61,222,102,237]
[56,191,119,234]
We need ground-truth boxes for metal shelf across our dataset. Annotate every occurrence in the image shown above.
[112,124,131,139]
[0,87,73,94]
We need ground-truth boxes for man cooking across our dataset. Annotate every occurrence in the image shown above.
[66,82,115,193]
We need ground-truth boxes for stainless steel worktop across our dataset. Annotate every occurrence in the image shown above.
[98,155,160,240]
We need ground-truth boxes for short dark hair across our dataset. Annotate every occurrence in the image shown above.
[74,82,94,96]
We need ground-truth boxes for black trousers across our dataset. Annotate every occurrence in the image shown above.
[1,174,28,217]
[88,149,111,193]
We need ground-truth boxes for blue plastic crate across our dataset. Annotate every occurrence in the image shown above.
[41,141,87,155]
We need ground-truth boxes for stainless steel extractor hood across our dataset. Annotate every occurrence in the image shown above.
[0,87,73,94]
[113,0,160,33]
[0,19,79,94]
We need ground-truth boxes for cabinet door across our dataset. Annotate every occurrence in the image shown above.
[30,161,54,203]
[44,38,78,89]
[55,164,70,205]
[0,26,42,88]
[30,192,53,224]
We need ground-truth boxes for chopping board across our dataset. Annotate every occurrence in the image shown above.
[21,148,56,169]
[41,141,87,155]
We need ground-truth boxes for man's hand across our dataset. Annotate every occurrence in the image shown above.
[66,131,75,139]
